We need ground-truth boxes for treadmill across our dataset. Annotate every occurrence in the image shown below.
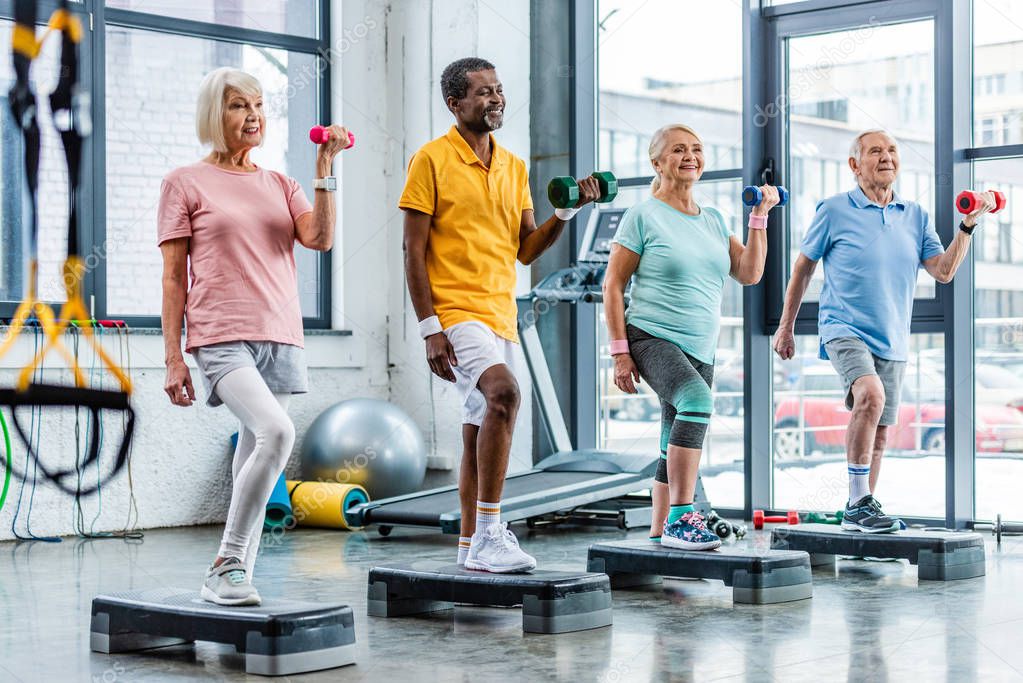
[347,209,674,535]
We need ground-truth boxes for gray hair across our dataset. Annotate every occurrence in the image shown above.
[648,123,701,192]
[849,129,895,161]
[196,67,263,153]
[441,57,496,102]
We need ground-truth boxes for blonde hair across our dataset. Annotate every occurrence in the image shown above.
[649,124,702,192]
[195,67,263,153]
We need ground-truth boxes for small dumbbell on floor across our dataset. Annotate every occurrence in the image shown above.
[752,509,799,530]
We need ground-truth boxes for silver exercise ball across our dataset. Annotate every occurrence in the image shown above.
[300,398,427,500]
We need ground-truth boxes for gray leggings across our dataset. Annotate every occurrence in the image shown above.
[627,325,714,484]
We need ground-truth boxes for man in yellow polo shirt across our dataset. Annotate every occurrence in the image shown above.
[401,57,599,573]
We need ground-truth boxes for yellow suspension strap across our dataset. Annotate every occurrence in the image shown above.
[0,0,61,375]
[0,0,135,496]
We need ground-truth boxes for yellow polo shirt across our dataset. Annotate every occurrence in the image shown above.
[399,126,533,342]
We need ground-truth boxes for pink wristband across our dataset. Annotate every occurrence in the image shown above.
[748,214,768,230]
[610,339,630,355]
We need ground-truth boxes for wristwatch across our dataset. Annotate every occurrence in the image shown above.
[313,176,337,192]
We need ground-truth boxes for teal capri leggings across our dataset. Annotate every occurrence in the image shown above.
[626,325,714,484]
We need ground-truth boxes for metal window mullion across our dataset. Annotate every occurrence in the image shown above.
[945,0,974,528]
[81,0,103,320]
[311,0,331,328]
[616,169,744,189]
[570,0,598,449]
[104,8,324,54]
[963,144,1023,161]
[746,0,773,515]
[762,0,893,19]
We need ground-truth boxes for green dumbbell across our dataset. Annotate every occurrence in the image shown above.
[805,511,842,525]
[591,171,619,204]
[547,171,619,209]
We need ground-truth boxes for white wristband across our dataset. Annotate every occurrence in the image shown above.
[555,207,580,221]
[418,315,443,339]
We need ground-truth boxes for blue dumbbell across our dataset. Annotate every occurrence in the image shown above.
[742,185,789,207]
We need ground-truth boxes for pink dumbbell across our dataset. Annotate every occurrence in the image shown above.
[309,125,355,148]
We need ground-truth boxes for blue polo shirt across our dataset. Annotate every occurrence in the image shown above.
[800,186,944,362]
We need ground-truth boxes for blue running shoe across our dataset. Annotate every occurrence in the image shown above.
[661,511,722,551]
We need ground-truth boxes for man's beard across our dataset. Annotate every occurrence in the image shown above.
[471,110,503,132]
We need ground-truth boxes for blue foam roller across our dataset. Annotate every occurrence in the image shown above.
[265,471,294,531]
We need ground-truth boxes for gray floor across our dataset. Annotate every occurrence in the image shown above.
[2,521,1022,682]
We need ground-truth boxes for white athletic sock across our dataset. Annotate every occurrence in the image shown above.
[475,501,501,537]
[848,464,871,504]
[457,536,471,564]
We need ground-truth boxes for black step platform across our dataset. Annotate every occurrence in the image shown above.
[90,589,357,676]
[769,524,986,581]
[586,540,813,604]
[367,561,612,634]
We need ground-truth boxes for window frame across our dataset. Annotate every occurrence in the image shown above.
[0,0,333,328]
[579,0,1004,527]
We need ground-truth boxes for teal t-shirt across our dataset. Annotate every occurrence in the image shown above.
[612,198,733,364]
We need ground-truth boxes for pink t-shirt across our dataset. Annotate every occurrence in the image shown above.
[157,162,313,353]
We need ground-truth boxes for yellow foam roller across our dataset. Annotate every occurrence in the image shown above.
[286,480,369,531]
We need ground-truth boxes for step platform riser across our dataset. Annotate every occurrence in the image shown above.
[367,561,612,634]
[587,540,813,605]
[90,589,357,677]
[770,524,986,582]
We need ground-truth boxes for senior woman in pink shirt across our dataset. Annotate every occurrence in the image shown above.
[158,67,350,606]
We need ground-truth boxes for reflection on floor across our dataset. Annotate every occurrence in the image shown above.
[2,522,1022,682]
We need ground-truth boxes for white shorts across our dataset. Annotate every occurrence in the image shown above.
[443,321,519,426]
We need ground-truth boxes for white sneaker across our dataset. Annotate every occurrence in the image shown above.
[200,557,261,606]
[464,522,537,573]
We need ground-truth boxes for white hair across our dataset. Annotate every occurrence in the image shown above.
[195,67,263,153]
[849,129,896,161]
[648,123,701,192]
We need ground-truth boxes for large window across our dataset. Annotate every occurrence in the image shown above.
[581,0,1019,525]
[105,1,319,38]
[0,19,68,304]
[0,2,331,326]
[973,1,1023,148]
[972,0,1023,525]
[772,333,947,518]
[104,29,320,317]
[597,0,742,177]
[783,19,936,304]
[595,1,745,508]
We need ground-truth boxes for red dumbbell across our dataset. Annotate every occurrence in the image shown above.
[956,189,1006,215]
[752,509,800,530]
[309,125,355,149]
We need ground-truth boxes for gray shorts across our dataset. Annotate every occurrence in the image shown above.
[824,336,906,426]
[193,341,308,407]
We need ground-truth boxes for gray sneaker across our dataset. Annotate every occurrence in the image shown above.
[840,495,899,534]
[200,557,261,606]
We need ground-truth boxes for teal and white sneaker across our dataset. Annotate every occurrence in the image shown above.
[661,511,722,551]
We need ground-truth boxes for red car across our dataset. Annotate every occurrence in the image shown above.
[773,365,1023,459]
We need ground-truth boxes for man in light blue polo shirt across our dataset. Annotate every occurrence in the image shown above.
[773,129,998,532]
